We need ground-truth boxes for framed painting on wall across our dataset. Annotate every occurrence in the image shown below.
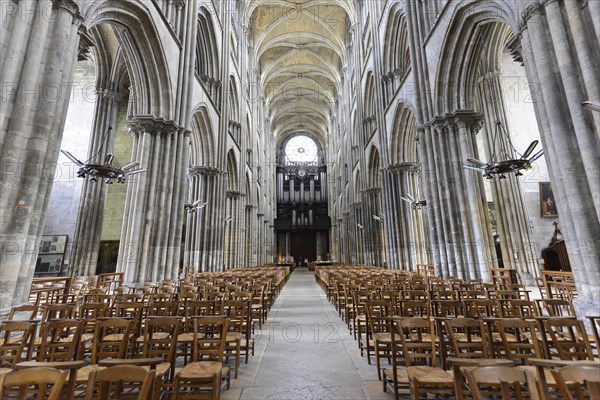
[540,182,558,218]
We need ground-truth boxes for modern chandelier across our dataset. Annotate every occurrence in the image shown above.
[463,36,544,180]
[401,193,427,210]
[60,94,146,184]
[463,120,544,180]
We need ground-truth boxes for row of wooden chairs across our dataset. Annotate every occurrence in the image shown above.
[1,266,291,399]
[317,265,599,399]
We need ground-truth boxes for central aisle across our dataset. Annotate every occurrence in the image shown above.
[224,269,395,400]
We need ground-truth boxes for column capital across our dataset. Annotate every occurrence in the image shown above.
[226,190,242,199]
[365,187,381,194]
[541,0,559,7]
[519,2,543,30]
[127,115,184,136]
[52,0,83,24]
[387,162,420,174]
[428,110,484,133]
[188,165,224,177]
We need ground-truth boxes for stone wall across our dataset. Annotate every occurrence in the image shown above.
[42,60,95,271]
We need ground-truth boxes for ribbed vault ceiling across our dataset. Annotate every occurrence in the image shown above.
[246,0,353,147]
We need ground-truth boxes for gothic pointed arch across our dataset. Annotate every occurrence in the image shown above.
[80,0,175,118]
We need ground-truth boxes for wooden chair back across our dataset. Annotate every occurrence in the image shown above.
[495,318,542,364]
[444,318,489,359]
[432,300,465,318]
[551,364,600,400]
[536,299,576,317]
[401,300,431,318]
[8,305,38,321]
[398,317,437,367]
[37,319,83,362]
[0,367,67,400]
[365,301,392,337]
[0,321,35,368]
[146,301,179,317]
[463,365,529,400]
[141,317,180,381]
[113,303,144,337]
[544,318,594,360]
[191,316,229,363]
[85,364,155,400]
[91,318,133,364]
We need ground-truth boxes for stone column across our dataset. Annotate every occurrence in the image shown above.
[69,88,119,277]
[520,4,600,312]
[0,0,83,313]
[423,112,496,280]
[476,71,539,283]
[117,116,188,283]
[183,166,220,272]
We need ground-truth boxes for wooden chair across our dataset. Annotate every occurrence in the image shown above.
[36,319,83,362]
[0,367,68,400]
[463,365,531,400]
[588,316,600,358]
[352,290,372,352]
[382,319,409,400]
[248,284,266,329]
[173,316,230,400]
[544,318,595,360]
[224,300,254,368]
[0,321,36,369]
[466,299,500,319]
[113,303,144,338]
[78,302,109,359]
[177,300,223,363]
[496,319,542,364]
[85,364,155,400]
[398,317,454,399]
[552,364,600,400]
[138,317,181,399]
[7,305,38,321]
[365,300,392,380]
[535,299,576,317]
[501,300,538,318]
[432,300,466,319]
[76,318,133,385]
[146,301,179,317]
[444,318,490,359]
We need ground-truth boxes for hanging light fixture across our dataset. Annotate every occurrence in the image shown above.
[463,35,544,179]
[401,193,427,210]
[463,120,544,179]
[60,92,146,184]
[184,200,207,213]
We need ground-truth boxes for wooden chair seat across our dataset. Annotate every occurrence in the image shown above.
[8,336,43,345]
[80,333,94,342]
[0,368,12,376]
[226,332,242,341]
[135,332,169,342]
[141,362,171,376]
[177,333,194,342]
[102,333,127,341]
[422,333,439,343]
[407,366,454,385]
[75,364,106,383]
[382,367,408,383]
[373,333,392,343]
[517,365,556,385]
[178,361,223,379]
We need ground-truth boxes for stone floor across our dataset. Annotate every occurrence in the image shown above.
[223,268,395,400]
